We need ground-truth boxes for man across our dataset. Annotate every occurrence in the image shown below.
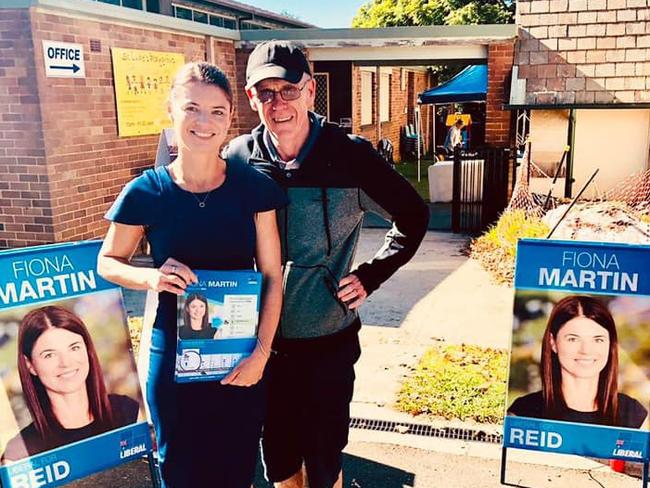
[226,41,429,488]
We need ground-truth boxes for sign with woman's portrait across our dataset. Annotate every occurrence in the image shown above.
[175,270,262,383]
[504,239,650,463]
[0,242,152,487]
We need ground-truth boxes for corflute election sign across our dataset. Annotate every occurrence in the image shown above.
[175,270,262,383]
[504,239,650,466]
[0,242,152,488]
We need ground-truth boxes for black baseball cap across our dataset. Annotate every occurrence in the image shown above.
[245,41,312,90]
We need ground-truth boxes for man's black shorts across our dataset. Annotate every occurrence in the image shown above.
[262,320,361,488]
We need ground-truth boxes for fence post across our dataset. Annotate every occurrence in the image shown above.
[451,146,461,233]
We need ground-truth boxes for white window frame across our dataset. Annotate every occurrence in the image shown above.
[172,4,236,28]
[361,70,373,126]
[379,72,391,122]
[96,0,145,10]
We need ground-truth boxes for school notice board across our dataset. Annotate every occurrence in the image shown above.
[111,47,185,137]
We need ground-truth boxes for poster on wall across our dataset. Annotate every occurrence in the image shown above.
[504,239,650,465]
[0,242,152,487]
[111,48,185,137]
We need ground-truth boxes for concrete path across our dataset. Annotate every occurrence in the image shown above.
[351,229,512,421]
[68,440,641,488]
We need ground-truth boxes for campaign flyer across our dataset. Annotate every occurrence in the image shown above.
[175,270,262,383]
[0,241,152,488]
[504,239,650,462]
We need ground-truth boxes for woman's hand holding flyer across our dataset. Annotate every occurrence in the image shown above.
[220,348,268,387]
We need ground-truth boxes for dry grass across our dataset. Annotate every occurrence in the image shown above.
[470,210,549,285]
[127,316,144,357]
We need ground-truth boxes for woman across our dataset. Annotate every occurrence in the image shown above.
[508,295,647,428]
[2,306,139,461]
[178,293,216,340]
[97,62,285,487]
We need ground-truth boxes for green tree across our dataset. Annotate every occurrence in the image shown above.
[352,0,514,28]
[352,0,514,84]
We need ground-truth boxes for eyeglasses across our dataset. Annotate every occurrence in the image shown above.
[254,81,309,104]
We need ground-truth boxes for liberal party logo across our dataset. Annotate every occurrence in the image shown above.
[612,438,644,459]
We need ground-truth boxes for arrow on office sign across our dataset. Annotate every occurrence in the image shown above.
[50,64,81,73]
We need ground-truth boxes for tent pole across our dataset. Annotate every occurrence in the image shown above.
[416,105,421,182]
[432,104,436,160]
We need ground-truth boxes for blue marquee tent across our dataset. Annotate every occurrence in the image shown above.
[418,65,487,104]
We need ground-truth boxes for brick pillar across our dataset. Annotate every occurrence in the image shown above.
[234,47,259,135]
[0,10,54,248]
[209,38,240,142]
[486,41,515,148]
[351,64,360,135]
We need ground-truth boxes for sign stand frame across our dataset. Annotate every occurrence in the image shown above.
[148,451,161,488]
[0,453,161,488]
[501,443,650,487]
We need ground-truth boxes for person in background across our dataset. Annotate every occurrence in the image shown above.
[444,118,464,156]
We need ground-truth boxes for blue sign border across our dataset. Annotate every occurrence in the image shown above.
[505,239,650,463]
[504,416,649,461]
[0,241,155,487]
[0,422,152,488]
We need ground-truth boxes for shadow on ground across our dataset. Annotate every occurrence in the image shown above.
[254,453,415,487]
[364,203,451,231]
[355,230,468,328]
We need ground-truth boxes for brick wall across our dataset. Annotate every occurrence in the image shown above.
[234,46,259,133]
[486,42,516,146]
[352,66,431,161]
[516,0,650,104]
[0,10,52,248]
[29,10,212,244]
[0,8,243,248]
[209,37,241,141]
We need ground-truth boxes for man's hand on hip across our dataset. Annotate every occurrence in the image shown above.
[337,274,368,309]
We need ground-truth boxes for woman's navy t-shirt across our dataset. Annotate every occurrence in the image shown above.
[105,161,287,350]
[508,391,648,428]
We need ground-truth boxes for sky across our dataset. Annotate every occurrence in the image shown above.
[242,0,369,28]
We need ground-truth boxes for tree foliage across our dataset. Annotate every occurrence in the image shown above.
[352,0,514,28]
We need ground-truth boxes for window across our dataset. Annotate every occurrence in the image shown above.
[313,73,330,119]
[241,21,268,30]
[210,14,236,29]
[97,0,142,8]
[379,72,390,122]
[193,11,208,24]
[173,4,236,28]
[121,0,142,8]
[361,71,373,126]
[174,5,192,20]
